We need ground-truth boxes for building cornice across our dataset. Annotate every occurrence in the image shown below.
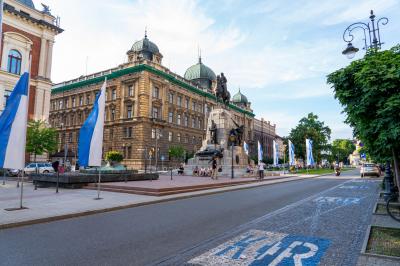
[3,3,63,33]
[52,64,255,117]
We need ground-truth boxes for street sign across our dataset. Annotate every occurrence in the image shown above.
[361,153,366,159]
[161,155,165,161]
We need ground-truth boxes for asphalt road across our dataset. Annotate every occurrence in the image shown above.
[0,171,364,266]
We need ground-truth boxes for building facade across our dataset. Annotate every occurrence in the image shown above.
[252,118,277,159]
[49,34,255,169]
[0,0,62,120]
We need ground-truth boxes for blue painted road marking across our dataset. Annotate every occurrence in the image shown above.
[188,230,330,266]
[313,196,360,205]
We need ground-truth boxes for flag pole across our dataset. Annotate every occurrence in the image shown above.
[95,76,106,200]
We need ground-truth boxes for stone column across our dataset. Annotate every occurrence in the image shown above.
[38,38,47,78]
[45,40,54,79]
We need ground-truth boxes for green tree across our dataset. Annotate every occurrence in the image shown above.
[288,113,331,165]
[327,45,400,184]
[105,151,123,164]
[26,120,57,163]
[331,139,356,163]
[168,145,185,162]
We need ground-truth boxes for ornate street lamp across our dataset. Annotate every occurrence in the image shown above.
[342,10,389,58]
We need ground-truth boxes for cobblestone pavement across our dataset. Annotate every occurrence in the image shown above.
[158,177,380,266]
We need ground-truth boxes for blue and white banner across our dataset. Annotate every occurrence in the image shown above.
[257,141,263,163]
[78,80,106,167]
[289,140,295,166]
[243,141,249,156]
[306,138,314,166]
[273,140,279,166]
[0,72,29,169]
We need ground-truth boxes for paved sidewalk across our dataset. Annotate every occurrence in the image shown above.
[0,174,333,229]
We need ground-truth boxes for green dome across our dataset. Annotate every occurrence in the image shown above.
[130,34,159,54]
[16,0,35,8]
[184,58,216,81]
[232,89,248,104]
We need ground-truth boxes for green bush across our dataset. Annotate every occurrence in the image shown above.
[105,151,123,163]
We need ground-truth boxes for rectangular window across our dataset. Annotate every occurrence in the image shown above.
[184,115,188,127]
[127,146,132,159]
[152,107,159,119]
[86,95,90,105]
[111,109,115,121]
[168,111,173,123]
[192,117,196,128]
[127,105,133,118]
[59,100,63,109]
[112,89,117,100]
[72,97,76,107]
[177,96,182,107]
[186,98,190,109]
[68,132,73,143]
[124,127,133,138]
[168,92,174,104]
[184,135,188,143]
[177,133,181,142]
[198,119,202,129]
[152,128,156,139]
[152,86,160,98]
[168,132,173,142]
[192,101,196,111]
[177,114,181,125]
[65,98,69,108]
[128,85,134,97]
[79,96,83,106]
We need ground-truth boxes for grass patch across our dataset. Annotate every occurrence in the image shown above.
[366,226,400,257]
[295,168,353,175]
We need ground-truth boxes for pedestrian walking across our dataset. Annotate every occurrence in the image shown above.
[258,161,265,180]
[211,157,218,180]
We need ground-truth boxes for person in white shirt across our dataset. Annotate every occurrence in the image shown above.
[258,161,266,180]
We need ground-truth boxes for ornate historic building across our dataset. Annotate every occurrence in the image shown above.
[0,0,62,120]
[49,33,255,169]
[252,117,277,159]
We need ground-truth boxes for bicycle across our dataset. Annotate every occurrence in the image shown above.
[386,186,400,222]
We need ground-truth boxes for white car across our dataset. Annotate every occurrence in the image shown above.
[24,163,55,174]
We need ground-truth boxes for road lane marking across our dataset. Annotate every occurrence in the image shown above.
[188,230,330,266]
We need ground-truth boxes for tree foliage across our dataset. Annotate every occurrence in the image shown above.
[288,113,331,164]
[26,120,57,161]
[105,151,123,163]
[327,45,400,183]
[168,145,185,161]
[331,139,356,163]
[327,45,400,163]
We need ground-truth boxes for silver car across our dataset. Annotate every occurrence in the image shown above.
[23,163,55,174]
[360,163,381,177]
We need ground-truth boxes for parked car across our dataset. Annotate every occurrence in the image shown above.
[7,169,20,177]
[23,163,55,174]
[360,163,380,177]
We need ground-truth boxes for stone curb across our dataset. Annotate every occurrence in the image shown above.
[0,173,335,230]
[359,225,400,264]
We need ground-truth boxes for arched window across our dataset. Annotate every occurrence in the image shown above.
[7,49,22,75]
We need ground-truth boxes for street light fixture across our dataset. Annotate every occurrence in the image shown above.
[342,10,389,58]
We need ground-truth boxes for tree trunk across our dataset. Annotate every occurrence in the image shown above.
[34,153,38,174]
[392,148,400,188]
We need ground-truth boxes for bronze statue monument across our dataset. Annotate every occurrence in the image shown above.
[216,72,230,105]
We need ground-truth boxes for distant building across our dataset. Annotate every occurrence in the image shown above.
[252,118,276,159]
[0,0,63,120]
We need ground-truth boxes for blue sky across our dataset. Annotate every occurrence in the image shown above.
[34,0,400,140]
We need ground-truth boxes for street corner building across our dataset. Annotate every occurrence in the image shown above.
[0,0,63,120]
[49,33,277,169]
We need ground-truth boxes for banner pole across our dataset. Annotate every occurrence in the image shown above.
[20,171,24,209]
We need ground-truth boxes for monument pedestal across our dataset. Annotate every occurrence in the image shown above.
[187,107,249,177]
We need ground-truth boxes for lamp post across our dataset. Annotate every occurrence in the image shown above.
[154,128,162,172]
[342,10,389,59]
[229,133,236,179]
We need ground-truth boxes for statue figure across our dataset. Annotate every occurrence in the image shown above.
[41,3,51,14]
[209,120,218,144]
[228,118,245,146]
[215,73,230,105]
